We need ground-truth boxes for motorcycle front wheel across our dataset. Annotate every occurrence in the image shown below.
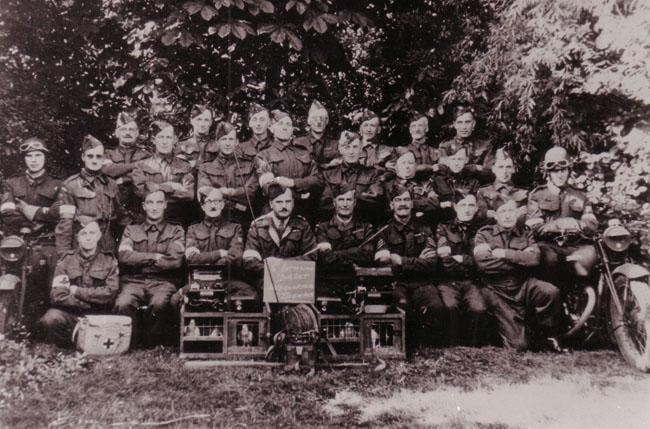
[610,276,650,372]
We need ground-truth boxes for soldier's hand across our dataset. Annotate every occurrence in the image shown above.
[389,253,402,266]
[275,176,295,188]
[492,248,507,259]
[440,201,453,208]
[220,187,235,196]
[554,217,581,232]
[437,246,452,257]
[218,249,229,258]
[420,248,437,259]
[185,247,200,259]
[317,242,332,252]
[259,172,275,187]
[153,253,165,261]
[452,255,464,263]
[473,243,492,256]
[69,285,79,296]
[374,250,390,264]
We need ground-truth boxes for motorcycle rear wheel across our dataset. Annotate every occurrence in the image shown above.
[610,276,650,372]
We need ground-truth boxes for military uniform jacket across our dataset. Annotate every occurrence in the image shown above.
[294,133,338,166]
[1,172,62,233]
[55,170,122,254]
[473,224,540,289]
[244,214,317,272]
[320,162,383,208]
[131,155,195,202]
[50,249,119,311]
[359,140,394,170]
[404,139,440,167]
[102,145,151,183]
[527,184,597,237]
[384,176,439,214]
[477,182,528,219]
[438,136,495,170]
[175,134,219,167]
[436,219,483,280]
[186,218,243,266]
[315,216,374,272]
[197,153,259,211]
[376,217,437,279]
[238,134,272,161]
[255,139,323,194]
[118,221,185,279]
[427,167,483,202]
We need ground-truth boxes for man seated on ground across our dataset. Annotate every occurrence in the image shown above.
[197,121,259,227]
[39,220,119,346]
[294,100,339,166]
[315,185,375,298]
[114,190,185,347]
[474,199,563,351]
[527,146,598,285]
[435,194,487,346]
[243,184,317,289]
[171,187,256,307]
[319,131,383,224]
[476,149,528,222]
[374,185,444,346]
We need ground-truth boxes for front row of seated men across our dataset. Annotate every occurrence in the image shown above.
[39,179,565,352]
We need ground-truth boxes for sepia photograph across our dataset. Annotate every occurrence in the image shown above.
[0,0,649,427]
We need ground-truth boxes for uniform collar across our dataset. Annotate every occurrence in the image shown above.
[81,168,106,185]
[154,153,174,164]
[272,138,292,150]
[78,248,98,261]
[144,220,164,232]
[392,215,412,231]
[203,216,223,228]
[494,182,512,192]
[333,215,354,230]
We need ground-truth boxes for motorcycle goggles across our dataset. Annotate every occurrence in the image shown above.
[19,140,49,154]
[544,159,571,171]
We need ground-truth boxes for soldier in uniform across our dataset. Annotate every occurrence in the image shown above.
[435,194,487,346]
[171,187,256,307]
[255,110,323,219]
[315,185,375,298]
[101,111,151,231]
[294,100,338,166]
[439,105,495,172]
[384,150,439,223]
[319,131,383,223]
[1,138,62,326]
[197,122,259,227]
[175,104,219,168]
[474,199,563,350]
[238,103,273,160]
[38,221,119,346]
[527,146,598,282]
[243,184,317,288]
[131,120,195,226]
[352,109,394,171]
[55,135,122,257]
[374,184,444,346]
[404,112,440,172]
[476,149,528,222]
[114,190,185,347]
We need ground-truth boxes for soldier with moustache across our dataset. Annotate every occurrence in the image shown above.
[474,199,563,350]
[38,221,119,346]
[294,100,339,166]
[197,122,259,227]
[114,190,185,347]
[243,184,317,288]
[1,138,62,326]
[319,131,384,223]
[403,112,440,173]
[176,104,219,168]
[55,135,123,257]
[131,120,195,226]
[101,111,151,230]
[171,187,256,307]
[314,185,375,298]
[374,185,444,345]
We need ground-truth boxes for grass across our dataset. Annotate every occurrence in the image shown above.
[0,342,644,429]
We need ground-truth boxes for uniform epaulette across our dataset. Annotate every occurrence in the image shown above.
[252,214,271,226]
[477,224,496,235]
[63,173,81,184]
[529,184,547,195]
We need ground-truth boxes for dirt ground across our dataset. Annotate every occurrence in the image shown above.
[1,342,649,428]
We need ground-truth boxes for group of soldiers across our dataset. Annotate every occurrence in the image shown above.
[0,98,599,351]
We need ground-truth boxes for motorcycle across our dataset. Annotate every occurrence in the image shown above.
[558,219,650,372]
[0,227,55,336]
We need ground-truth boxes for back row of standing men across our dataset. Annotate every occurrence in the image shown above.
[1,99,598,350]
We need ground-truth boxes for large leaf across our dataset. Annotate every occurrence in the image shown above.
[218,23,231,37]
[320,13,338,24]
[201,5,218,20]
[231,23,247,40]
[161,31,178,46]
[296,1,307,15]
[259,0,274,14]
[257,23,277,34]
[285,29,303,51]
[178,31,195,47]
[312,16,327,33]
[183,1,203,15]
[270,28,286,44]
[286,0,296,11]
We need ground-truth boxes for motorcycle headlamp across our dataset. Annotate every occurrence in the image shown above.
[0,236,26,262]
[603,225,632,253]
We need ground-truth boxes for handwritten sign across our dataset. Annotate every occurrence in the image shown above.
[263,259,316,304]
